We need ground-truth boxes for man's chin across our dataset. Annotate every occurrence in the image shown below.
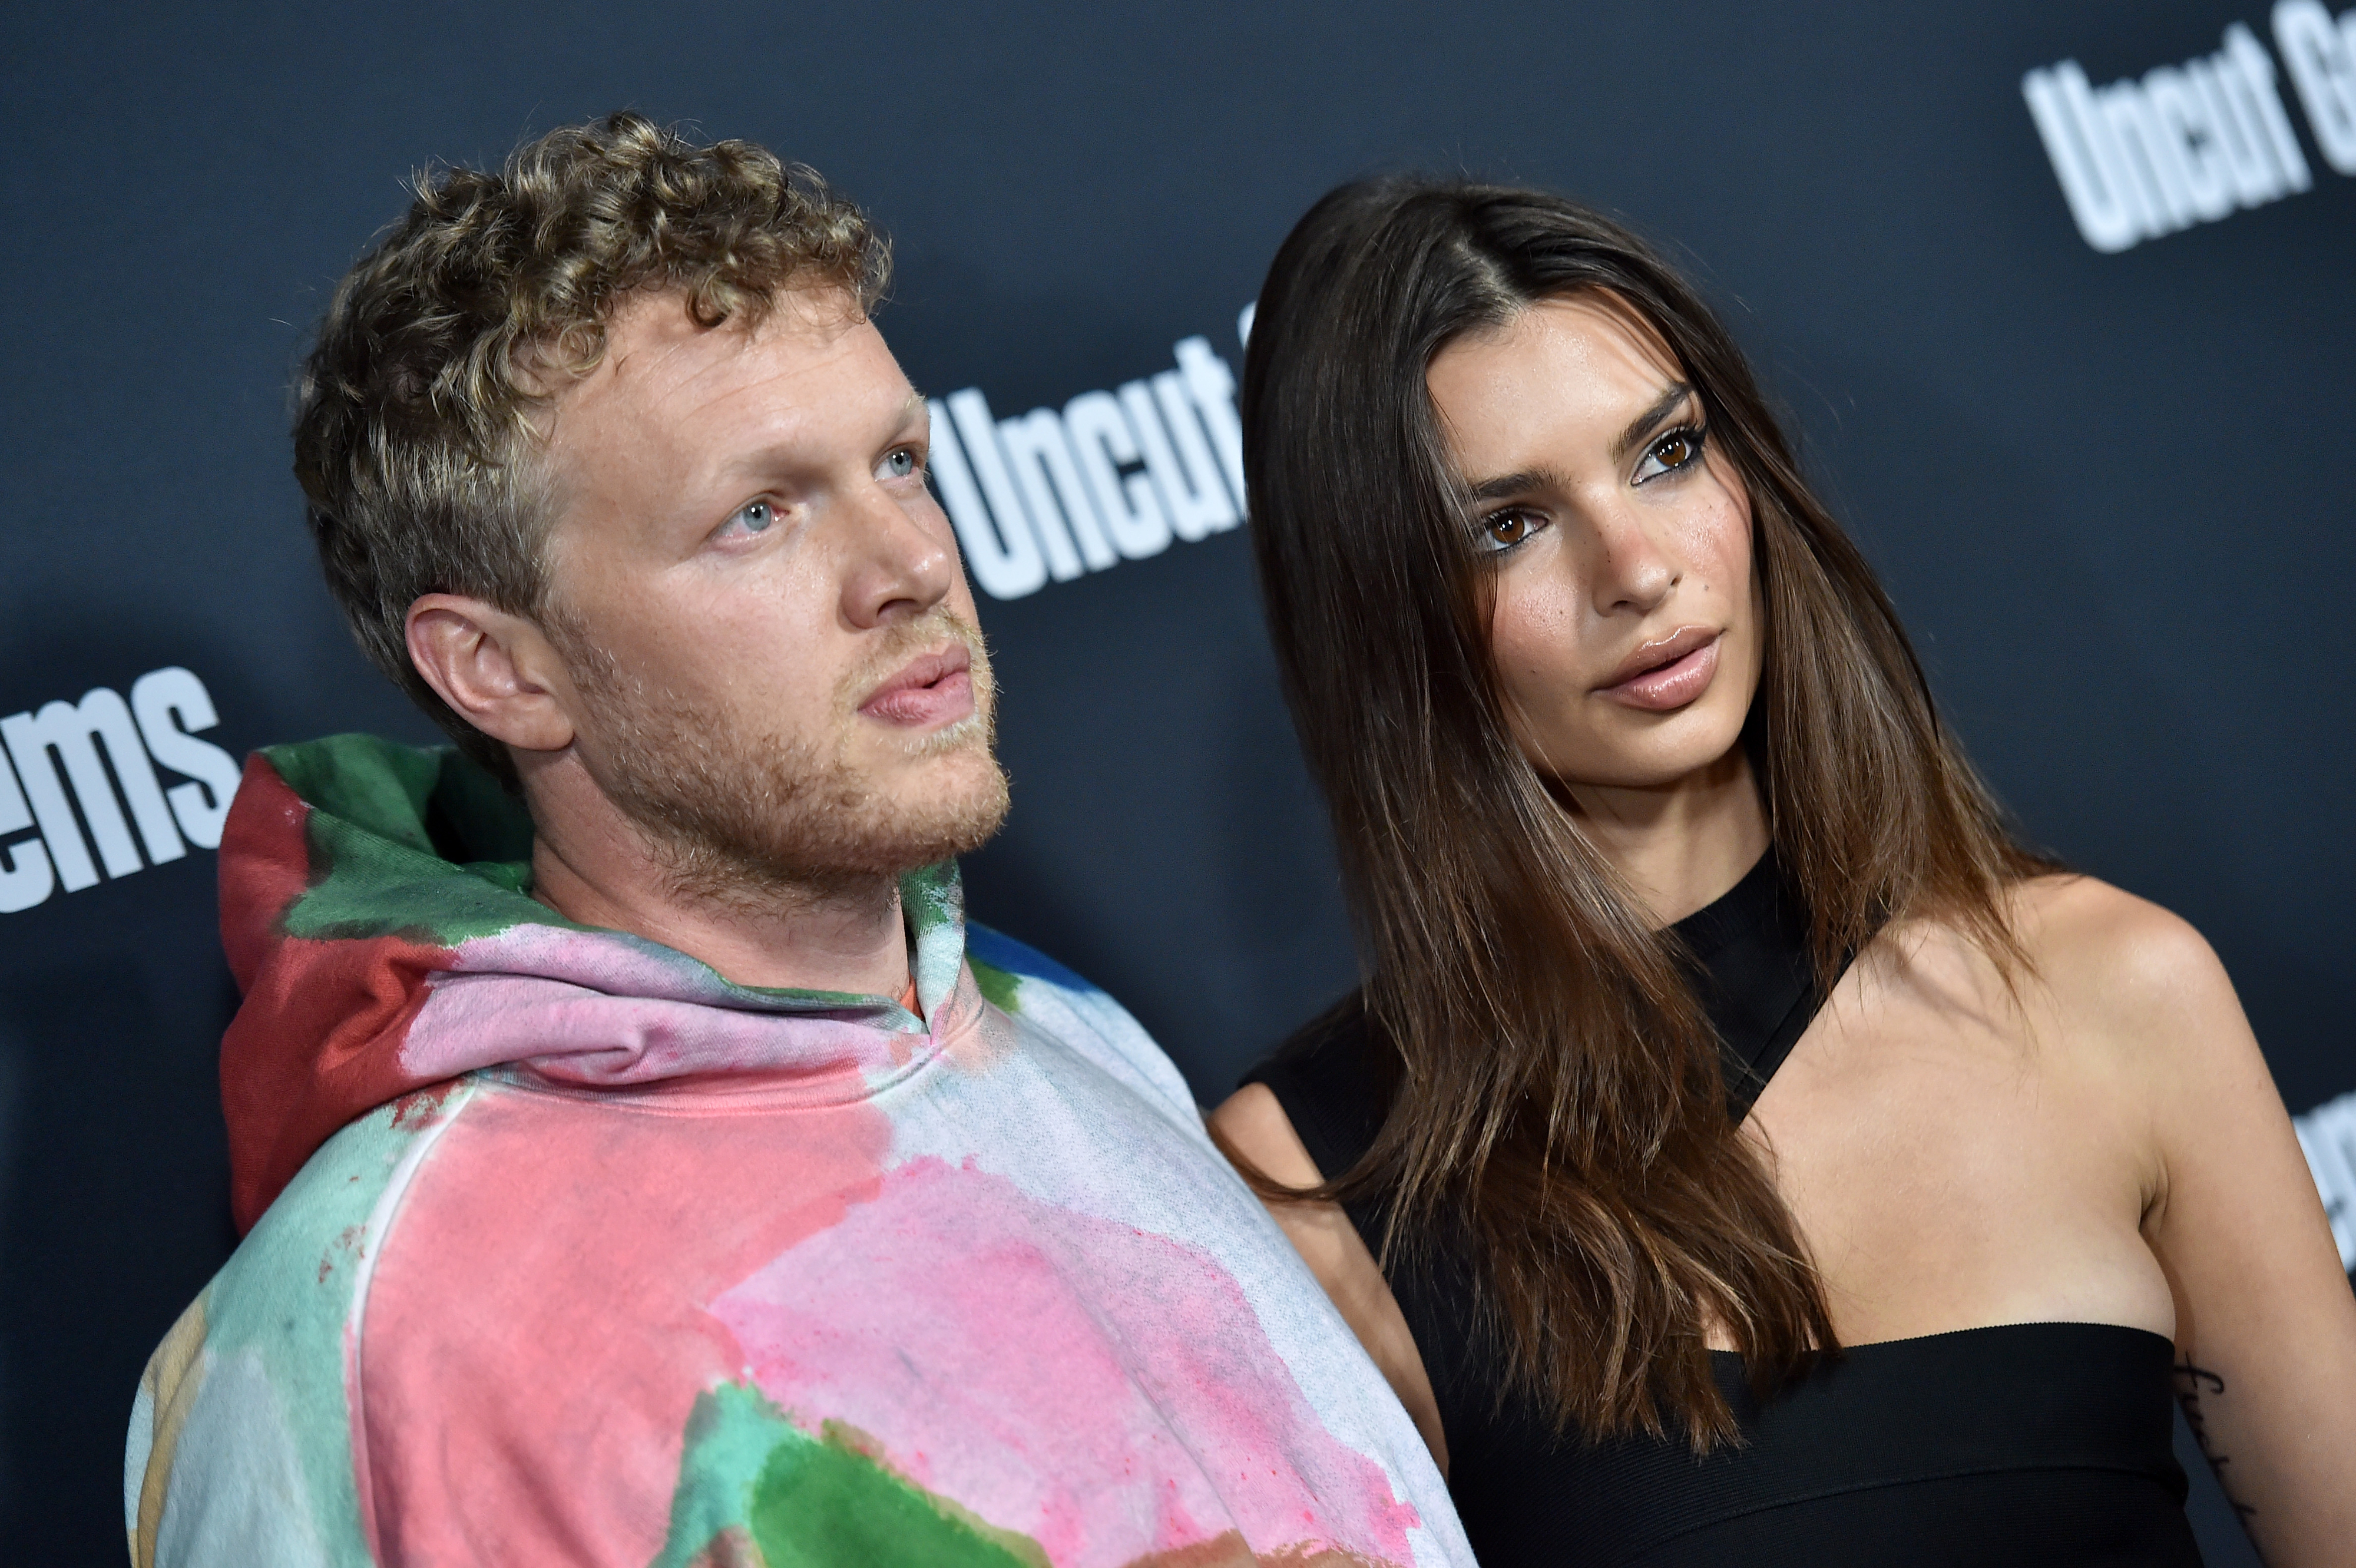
[575,685,1010,899]
[877,749,1011,865]
[721,747,1010,891]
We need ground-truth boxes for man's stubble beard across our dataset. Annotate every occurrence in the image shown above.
[551,607,1011,909]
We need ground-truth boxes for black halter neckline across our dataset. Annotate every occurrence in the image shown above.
[1665,846,1833,1119]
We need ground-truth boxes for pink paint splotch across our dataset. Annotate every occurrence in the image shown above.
[711,1157,1421,1568]
[398,924,942,1096]
[352,1086,894,1567]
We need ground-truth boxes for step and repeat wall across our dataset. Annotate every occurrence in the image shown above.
[4,1,2351,1560]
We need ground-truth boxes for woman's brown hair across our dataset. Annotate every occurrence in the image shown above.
[1239,179,2049,1446]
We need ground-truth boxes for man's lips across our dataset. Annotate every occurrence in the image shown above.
[859,645,975,728]
[1596,626,1722,712]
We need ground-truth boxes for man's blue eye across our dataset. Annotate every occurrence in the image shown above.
[732,500,774,533]
[881,448,917,479]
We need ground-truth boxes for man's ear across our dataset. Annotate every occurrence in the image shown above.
[405,594,577,755]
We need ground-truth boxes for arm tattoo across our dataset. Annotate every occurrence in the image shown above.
[2172,1359,2257,1523]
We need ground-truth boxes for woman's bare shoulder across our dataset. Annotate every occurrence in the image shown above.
[1864,874,2244,1090]
[1857,874,2218,1024]
[2008,872,2239,1031]
[1209,1082,1328,1188]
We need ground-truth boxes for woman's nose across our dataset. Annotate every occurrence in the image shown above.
[1588,505,1679,617]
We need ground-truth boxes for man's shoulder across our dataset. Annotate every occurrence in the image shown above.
[127,1087,472,1566]
[964,921,1103,1008]
[964,923,1203,1129]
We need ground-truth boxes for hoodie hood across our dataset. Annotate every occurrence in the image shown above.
[217,733,972,1233]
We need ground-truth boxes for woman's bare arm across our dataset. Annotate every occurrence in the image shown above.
[1210,1084,1450,1473]
[2059,885,2356,1565]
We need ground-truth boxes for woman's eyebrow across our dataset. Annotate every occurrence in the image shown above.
[1466,381,1696,499]
[1609,382,1695,464]
[1468,466,1566,502]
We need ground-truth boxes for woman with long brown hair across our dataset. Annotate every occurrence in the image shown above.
[1212,178,2356,1565]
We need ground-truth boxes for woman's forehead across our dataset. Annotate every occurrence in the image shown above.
[1427,293,1687,463]
[1438,290,1681,383]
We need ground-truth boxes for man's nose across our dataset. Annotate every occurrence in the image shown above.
[842,481,956,628]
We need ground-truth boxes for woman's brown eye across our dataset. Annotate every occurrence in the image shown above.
[1475,508,1546,554]
[1633,425,1708,484]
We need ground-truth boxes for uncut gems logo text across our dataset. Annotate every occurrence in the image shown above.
[2023,2,2356,252]
[0,666,242,913]
[928,319,1250,601]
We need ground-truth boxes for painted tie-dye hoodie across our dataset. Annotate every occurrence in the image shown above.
[124,735,1470,1568]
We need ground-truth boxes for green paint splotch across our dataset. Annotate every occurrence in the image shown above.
[967,958,1022,1015]
[656,1382,1045,1568]
[263,736,967,1021]
[269,735,549,948]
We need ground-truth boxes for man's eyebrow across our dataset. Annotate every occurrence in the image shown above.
[709,395,932,484]
[1609,382,1696,464]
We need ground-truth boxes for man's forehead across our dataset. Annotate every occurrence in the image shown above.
[555,286,914,447]
[602,287,869,389]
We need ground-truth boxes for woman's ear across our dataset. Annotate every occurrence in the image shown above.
[405,594,577,755]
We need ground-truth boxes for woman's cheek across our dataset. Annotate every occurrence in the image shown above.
[1663,472,1736,547]
[1696,462,1756,584]
[1491,578,1587,722]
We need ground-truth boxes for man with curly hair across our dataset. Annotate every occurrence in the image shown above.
[122,114,1468,1568]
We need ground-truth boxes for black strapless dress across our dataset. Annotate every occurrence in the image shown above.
[1245,851,2202,1566]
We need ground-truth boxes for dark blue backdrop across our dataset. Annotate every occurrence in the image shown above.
[3,3,2349,1561]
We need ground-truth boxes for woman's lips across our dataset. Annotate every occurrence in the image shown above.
[859,649,975,728]
[1597,633,1721,712]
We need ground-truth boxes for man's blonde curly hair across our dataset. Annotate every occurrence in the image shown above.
[293,111,890,783]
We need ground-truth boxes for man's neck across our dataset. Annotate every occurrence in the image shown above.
[1558,745,1769,929]
[521,770,910,995]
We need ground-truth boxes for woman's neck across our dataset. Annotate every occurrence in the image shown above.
[1559,744,1769,929]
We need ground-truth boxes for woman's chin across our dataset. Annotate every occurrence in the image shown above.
[1529,719,1754,796]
